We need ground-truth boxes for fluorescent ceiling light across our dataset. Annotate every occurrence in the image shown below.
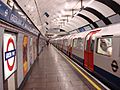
[58,14,62,17]
[65,2,69,9]
[21,15,26,19]
[53,34,57,37]
[26,5,34,12]
[18,11,24,16]
[74,0,94,16]
[61,10,65,14]
[14,5,19,10]
[84,0,95,8]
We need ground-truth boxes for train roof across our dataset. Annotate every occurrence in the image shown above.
[71,28,101,39]
[95,23,120,37]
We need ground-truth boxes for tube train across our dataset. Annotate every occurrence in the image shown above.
[51,23,120,89]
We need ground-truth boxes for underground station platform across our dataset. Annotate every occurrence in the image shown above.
[22,45,109,90]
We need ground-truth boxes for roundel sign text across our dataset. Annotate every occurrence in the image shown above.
[4,33,16,80]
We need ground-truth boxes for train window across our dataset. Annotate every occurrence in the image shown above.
[78,38,84,50]
[73,39,78,47]
[64,40,68,46]
[96,37,112,56]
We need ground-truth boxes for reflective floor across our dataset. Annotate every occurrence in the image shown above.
[23,45,92,90]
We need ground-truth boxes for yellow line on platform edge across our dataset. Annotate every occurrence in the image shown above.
[55,48,101,90]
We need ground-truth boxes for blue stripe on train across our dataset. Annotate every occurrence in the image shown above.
[94,65,120,89]
[70,52,120,89]
[71,53,84,66]
[63,49,67,54]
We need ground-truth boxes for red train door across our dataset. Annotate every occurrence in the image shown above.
[84,30,100,72]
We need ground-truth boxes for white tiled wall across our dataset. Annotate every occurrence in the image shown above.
[0,27,4,90]
[17,33,24,87]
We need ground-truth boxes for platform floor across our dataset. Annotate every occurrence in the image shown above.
[23,45,95,90]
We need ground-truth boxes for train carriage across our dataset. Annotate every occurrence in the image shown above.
[94,24,120,89]
[53,23,120,89]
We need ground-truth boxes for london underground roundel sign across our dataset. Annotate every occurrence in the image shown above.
[4,33,17,80]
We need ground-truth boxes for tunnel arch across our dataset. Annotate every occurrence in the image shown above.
[77,13,99,28]
[96,0,120,15]
[84,7,112,25]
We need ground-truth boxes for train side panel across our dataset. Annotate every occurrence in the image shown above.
[94,36,120,88]
[72,38,84,65]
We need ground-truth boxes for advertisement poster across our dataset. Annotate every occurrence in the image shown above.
[23,35,28,77]
[4,33,16,80]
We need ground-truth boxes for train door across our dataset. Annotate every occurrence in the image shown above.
[69,39,73,57]
[69,35,75,57]
[72,38,77,58]
[84,30,100,71]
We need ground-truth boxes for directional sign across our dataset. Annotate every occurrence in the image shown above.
[4,33,16,80]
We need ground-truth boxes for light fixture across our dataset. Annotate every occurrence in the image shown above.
[27,5,31,9]
[30,7,34,12]
[84,0,95,8]
[65,2,69,9]
[14,4,19,10]
[18,11,24,16]
[74,0,94,16]
[21,15,26,19]
[61,10,65,14]
[26,5,34,12]
[44,12,49,17]
[53,34,57,37]
[74,11,80,16]
[58,14,62,18]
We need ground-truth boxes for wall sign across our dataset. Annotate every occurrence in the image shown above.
[0,0,11,22]
[4,33,16,80]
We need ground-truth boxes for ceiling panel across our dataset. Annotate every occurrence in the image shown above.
[79,10,99,22]
[114,0,120,5]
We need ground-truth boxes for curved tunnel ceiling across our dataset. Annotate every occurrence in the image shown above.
[114,0,120,5]
[84,7,112,25]
[14,0,120,35]
[62,16,90,31]
[96,0,120,15]
[86,1,115,17]
[63,0,120,32]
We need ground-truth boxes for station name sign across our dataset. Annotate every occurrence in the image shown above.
[0,1,39,35]
[10,14,25,27]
